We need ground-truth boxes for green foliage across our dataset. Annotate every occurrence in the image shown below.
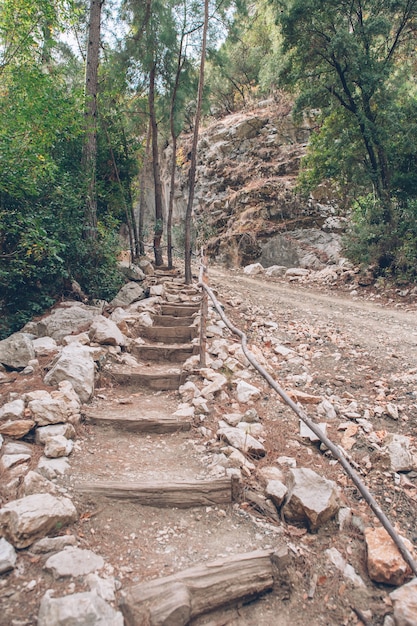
[344,195,417,281]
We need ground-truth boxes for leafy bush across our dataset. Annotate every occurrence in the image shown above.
[344,195,417,282]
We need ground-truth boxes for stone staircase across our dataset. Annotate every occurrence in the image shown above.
[68,275,278,624]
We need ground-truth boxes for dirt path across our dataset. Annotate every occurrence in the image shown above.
[210,268,417,367]
[2,268,417,626]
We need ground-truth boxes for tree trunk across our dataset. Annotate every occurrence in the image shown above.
[184,0,209,284]
[149,63,164,267]
[83,0,103,239]
[138,120,151,257]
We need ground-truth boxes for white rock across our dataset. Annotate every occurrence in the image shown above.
[283,467,340,530]
[37,456,70,480]
[110,282,145,307]
[136,311,154,327]
[149,284,165,297]
[35,423,76,445]
[89,315,126,346]
[236,380,261,403]
[1,453,31,470]
[35,304,101,341]
[390,577,417,626]
[31,535,77,554]
[266,480,288,508]
[201,374,228,399]
[217,425,266,458]
[299,420,328,442]
[0,332,35,369]
[3,441,32,455]
[44,435,74,458]
[317,399,337,420]
[243,263,264,275]
[62,332,90,346]
[222,413,243,427]
[326,547,366,588]
[285,268,309,277]
[0,537,17,573]
[44,547,104,578]
[265,265,287,277]
[38,590,124,626]
[86,573,116,602]
[20,471,65,497]
[33,337,58,356]
[0,494,78,548]
[0,399,25,421]
[44,344,95,403]
[384,434,415,472]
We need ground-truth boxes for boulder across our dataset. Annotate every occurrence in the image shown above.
[88,315,126,347]
[243,263,264,276]
[0,333,35,370]
[0,399,25,421]
[0,419,35,438]
[31,535,77,554]
[117,261,146,282]
[19,471,65,497]
[44,435,74,458]
[236,380,261,403]
[266,480,288,509]
[390,578,417,626]
[365,527,415,586]
[35,304,101,342]
[38,590,124,626]
[0,538,17,574]
[37,456,71,480]
[217,425,266,458]
[44,345,95,403]
[110,282,145,307]
[137,258,155,276]
[44,547,105,578]
[0,493,78,548]
[265,265,287,277]
[32,337,59,356]
[27,382,81,426]
[35,423,76,445]
[384,434,415,473]
[282,467,340,530]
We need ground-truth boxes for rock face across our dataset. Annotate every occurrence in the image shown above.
[110,282,145,307]
[160,103,342,269]
[282,467,340,530]
[365,527,415,586]
[38,590,124,626]
[0,494,78,548]
[0,332,35,369]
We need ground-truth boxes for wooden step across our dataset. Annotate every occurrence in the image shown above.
[77,477,232,507]
[152,314,195,327]
[120,550,274,626]
[159,303,200,317]
[108,364,186,391]
[131,343,198,364]
[84,411,191,434]
[139,325,198,344]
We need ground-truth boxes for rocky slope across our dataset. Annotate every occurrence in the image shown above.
[162,99,345,269]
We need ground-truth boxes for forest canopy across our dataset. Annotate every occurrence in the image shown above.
[1,0,416,338]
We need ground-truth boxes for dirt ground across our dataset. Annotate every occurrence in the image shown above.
[1,265,417,626]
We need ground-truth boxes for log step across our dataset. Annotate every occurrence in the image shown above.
[131,343,198,364]
[108,364,186,391]
[160,304,200,317]
[77,477,232,507]
[152,314,196,327]
[120,550,275,626]
[84,411,191,434]
[139,325,198,344]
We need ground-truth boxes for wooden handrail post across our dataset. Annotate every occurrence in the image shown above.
[199,248,208,367]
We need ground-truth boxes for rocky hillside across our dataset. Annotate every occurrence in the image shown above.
[162,99,346,269]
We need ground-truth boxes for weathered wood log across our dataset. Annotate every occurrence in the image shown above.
[139,326,198,344]
[120,550,275,626]
[83,412,191,434]
[77,477,232,507]
[159,304,200,317]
